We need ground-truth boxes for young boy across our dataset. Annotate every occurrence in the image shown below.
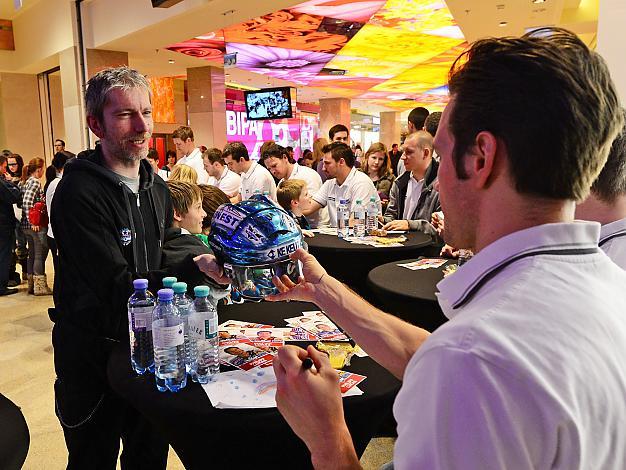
[276,179,314,238]
[164,181,227,290]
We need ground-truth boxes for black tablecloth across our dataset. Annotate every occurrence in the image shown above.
[306,232,434,297]
[367,257,453,331]
[108,301,400,469]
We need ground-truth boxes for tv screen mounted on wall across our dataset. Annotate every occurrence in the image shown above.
[244,87,293,121]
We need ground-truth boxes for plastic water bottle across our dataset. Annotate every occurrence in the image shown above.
[188,285,220,383]
[162,276,177,289]
[353,199,366,237]
[152,289,187,392]
[337,199,349,238]
[172,282,195,374]
[127,279,155,375]
[366,196,378,235]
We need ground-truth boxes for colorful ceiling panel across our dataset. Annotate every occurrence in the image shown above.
[222,10,362,53]
[166,0,469,111]
[225,43,334,85]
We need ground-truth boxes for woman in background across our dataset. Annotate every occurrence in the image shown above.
[44,152,69,282]
[313,137,329,183]
[361,142,395,209]
[21,157,52,295]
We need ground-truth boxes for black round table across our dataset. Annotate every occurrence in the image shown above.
[367,257,454,331]
[108,300,400,469]
[0,393,29,470]
[306,232,434,297]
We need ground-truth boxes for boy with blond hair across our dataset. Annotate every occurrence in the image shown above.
[277,179,314,237]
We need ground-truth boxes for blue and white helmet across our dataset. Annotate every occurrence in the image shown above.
[209,195,304,299]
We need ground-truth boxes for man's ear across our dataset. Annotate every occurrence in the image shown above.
[87,115,105,139]
[173,209,183,222]
[290,199,299,210]
[469,131,498,189]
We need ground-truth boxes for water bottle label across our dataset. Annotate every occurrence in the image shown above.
[153,323,184,348]
[129,307,153,331]
[206,318,217,340]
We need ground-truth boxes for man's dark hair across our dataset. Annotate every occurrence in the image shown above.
[329,124,349,140]
[55,139,65,147]
[203,147,225,165]
[223,141,249,162]
[447,27,623,201]
[166,149,177,160]
[591,109,626,203]
[322,142,354,167]
[0,155,6,165]
[392,143,398,149]
[52,152,69,171]
[262,143,288,161]
[408,107,429,131]
[424,112,442,137]
[146,148,159,162]
[172,126,194,142]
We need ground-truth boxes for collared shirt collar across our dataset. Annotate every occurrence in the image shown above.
[338,166,358,188]
[599,217,626,247]
[288,162,299,180]
[436,222,601,319]
[219,166,229,181]
[243,160,258,179]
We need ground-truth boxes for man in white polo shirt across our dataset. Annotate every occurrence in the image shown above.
[263,28,626,469]
[305,142,380,227]
[576,110,626,269]
[262,143,328,228]
[203,147,241,202]
[222,141,276,201]
[172,126,209,184]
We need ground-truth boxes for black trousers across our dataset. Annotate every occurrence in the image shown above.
[0,225,15,292]
[53,323,168,470]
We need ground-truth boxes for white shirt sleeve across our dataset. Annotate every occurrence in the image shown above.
[222,172,241,198]
[394,347,551,470]
[312,180,331,208]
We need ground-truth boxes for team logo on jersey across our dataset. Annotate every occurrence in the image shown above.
[120,228,132,246]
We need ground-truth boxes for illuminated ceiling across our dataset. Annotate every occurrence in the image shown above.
[167,0,466,111]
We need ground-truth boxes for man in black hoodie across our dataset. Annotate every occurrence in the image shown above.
[51,66,228,469]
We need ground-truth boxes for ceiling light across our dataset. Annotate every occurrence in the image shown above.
[532,0,546,3]
[499,21,508,27]
[168,59,175,64]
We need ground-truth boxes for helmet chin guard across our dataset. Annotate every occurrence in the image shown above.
[209,195,305,300]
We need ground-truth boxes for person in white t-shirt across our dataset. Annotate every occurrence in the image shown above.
[222,141,276,201]
[203,147,241,203]
[305,142,380,227]
[262,143,328,228]
[261,29,626,470]
[172,126,209,184]
[576,109,626,269]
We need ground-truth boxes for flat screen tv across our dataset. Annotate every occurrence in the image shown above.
[244,87,293,121]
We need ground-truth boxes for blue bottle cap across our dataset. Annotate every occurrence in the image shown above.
[172,282,188,294]
[162,276,177,288]
[133,279,148,290]
[194,285,210,297]
[157,288,174,301]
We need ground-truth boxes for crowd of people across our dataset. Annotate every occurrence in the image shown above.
[2,25,626,470]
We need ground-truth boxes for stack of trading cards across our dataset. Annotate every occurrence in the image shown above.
[283,310,350,341]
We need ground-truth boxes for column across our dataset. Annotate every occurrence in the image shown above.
[0,73,45,158]
[598,0,626,105]
[59,46,87,154]
[379,111,401,152]
[187,65,226,149]
[319,98,351,142]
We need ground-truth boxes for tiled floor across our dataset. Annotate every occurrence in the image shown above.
[0,260,393,469]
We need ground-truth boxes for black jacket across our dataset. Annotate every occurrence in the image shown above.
[383,159,440,236]
[51,146,204,342]
[162,227,221,287]
[0,177,20,228]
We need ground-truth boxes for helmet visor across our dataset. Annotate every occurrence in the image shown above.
[224,259,303,300]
